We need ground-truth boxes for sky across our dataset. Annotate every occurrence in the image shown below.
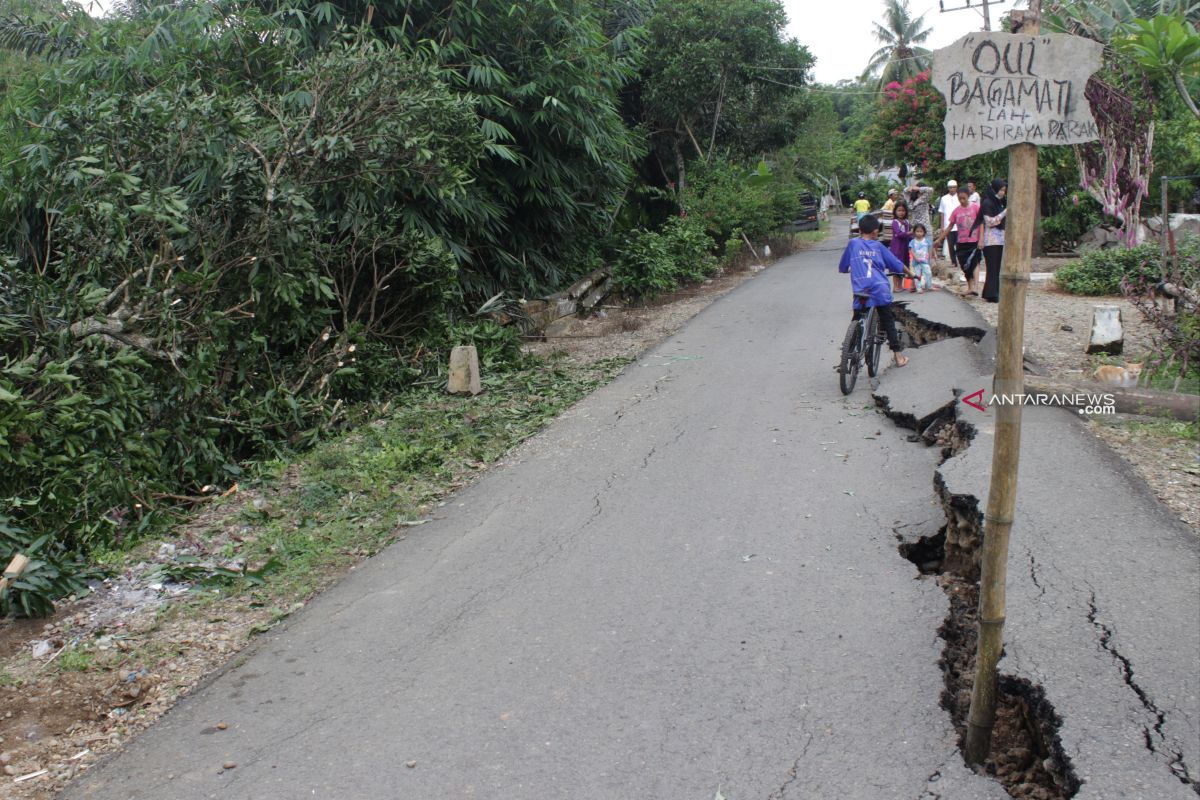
[785,0,1029,85]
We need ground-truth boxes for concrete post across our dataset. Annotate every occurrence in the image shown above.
[447,346,482,395]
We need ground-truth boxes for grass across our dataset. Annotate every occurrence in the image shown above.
[1121,419,1200,441]
[58,647,95,672]
[1141,361,1200,395]
[158,355,631,608]
[793,221,833,246]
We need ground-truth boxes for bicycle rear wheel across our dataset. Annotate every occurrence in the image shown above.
[866,310,883,378]
[839,319,863,395]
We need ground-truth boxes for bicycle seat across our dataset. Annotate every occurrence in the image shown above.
[852,292,871,299]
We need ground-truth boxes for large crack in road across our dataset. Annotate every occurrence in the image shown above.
[877,308,1080,800]
[876,299,1199,799]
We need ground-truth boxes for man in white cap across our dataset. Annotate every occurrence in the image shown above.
[882,188,899,213]
[938,179,961,276]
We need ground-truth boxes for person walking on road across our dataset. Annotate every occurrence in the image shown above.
[967,180,980,205]
[838,214,911,368]
[976,179,1008,303]
[937,180,961,277]
[938,189,982,296]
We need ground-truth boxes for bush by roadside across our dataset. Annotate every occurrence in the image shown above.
[1040,195,1102,253]
[1056,233,1200,297]
[1054,243,1161,295]
[611,216,717,299]
[612,158,817,301]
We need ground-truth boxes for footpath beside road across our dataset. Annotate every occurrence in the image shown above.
[66,238,1197,800]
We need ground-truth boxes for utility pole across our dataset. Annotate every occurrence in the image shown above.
[963,0,1039,765]
[938,0,1007,32]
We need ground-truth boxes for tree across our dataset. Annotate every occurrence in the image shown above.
[1043,0,1200,40]
[0,7,491,557]
[861,0,932,89]
[638,0,814,191]
[0,0,92,94]
[863,72,943,174]
[239,0,643,298]
[861,71,1006,187]
[1117,14,1200,118]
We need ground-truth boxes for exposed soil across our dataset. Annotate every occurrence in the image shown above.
[0,239,810,799]
[964,276,1156,379]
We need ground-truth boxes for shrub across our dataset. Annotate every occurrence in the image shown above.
[684,159,802,248]
[1055,244,1159,295]
[612,216,717,299]
[1123,233,1200,380]
[0,20,484,577]
[1041,195,1103,252]
[0,514,93,618]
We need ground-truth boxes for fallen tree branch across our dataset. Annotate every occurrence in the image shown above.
[69,315,180,363]
[1159,282,1199,308]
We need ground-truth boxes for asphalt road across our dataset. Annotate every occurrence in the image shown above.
[68,235,1198,800]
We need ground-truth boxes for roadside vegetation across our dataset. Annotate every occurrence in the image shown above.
[0,0,837,616]
[0,0,1196,619]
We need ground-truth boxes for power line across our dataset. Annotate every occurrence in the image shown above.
[937,0,1008,31]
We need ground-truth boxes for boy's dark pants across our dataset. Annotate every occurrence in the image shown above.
[852,303,904,352]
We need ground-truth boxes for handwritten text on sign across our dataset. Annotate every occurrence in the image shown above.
[931,33,1103,160]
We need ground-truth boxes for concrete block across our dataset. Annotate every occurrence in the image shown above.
[1086,305,1123,355]
[448,345,482,395]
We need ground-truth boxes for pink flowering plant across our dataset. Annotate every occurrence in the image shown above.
[865,72,946,175]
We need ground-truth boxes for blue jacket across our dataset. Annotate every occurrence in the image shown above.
[838,237,906,308]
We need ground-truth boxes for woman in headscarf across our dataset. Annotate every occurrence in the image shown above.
[975,179,1008,303]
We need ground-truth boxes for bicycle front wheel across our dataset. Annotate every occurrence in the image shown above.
[839,319,863,395]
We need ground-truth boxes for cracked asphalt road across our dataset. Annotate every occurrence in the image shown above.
[73,236,1193,800]
[876,291,1200,799]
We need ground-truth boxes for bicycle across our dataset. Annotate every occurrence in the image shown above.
[838,292,884,395]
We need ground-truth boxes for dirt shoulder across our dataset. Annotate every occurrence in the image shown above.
[0,232,826,798]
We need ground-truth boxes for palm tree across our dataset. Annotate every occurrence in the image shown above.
[861,0,933,88]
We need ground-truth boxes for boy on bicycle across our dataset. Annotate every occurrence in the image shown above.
[838,214,910,367]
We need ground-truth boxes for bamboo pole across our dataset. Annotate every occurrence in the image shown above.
[964,1,1040,766]
[0,554,31,594]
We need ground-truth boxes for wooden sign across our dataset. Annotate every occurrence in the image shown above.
[932,33,1103,160]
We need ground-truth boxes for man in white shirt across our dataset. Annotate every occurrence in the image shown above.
[967,181,980,205]
[938,179,961,273]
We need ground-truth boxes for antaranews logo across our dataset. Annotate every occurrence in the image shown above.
[962,388,1116,416]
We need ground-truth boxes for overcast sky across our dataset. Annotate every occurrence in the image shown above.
[785,0,1029,85]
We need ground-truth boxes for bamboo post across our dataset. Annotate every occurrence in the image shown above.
[0,554,31,593]
[964,1,1040,766]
